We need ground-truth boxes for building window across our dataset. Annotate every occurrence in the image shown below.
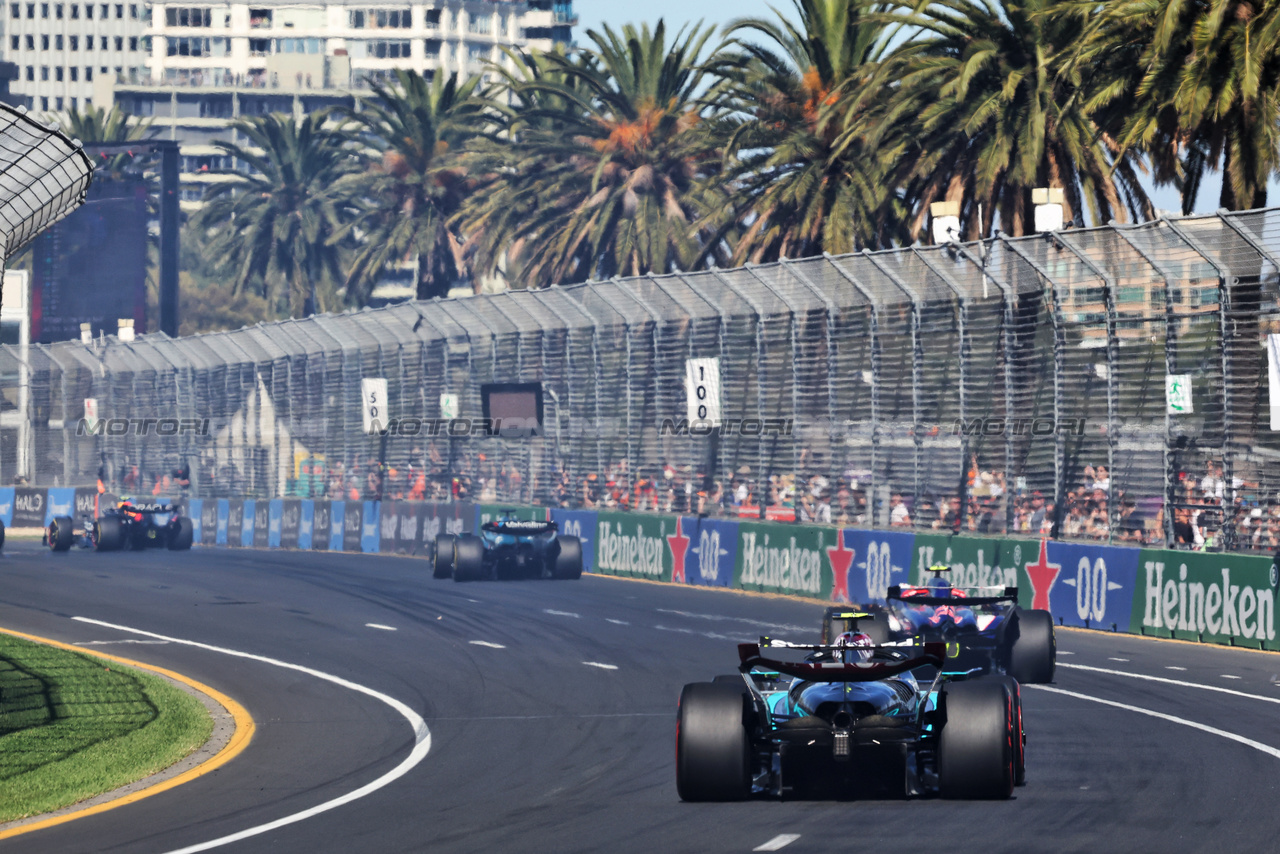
[167,36,214,57]
[85,65,92,80]
[40,34,48,49]
[8,3,17,17]
[99,2,105,16]
[8,36,16,51]
[55,66,63,80]
[70,2,77,17]
[55,96,63,109]
[115,35,123,50]
[114,3,121,18]
[40,65,47,80]
[468,14,491,35]
[249,7,271,27]
[467,43,487,61]
[55,34,62,49]
[128,2,135,17]
[165,6,211,27]
[70,35,78,49]
[362,39,410,58]
[129,36,137,50]
[349,8,411,29]
[100,35,108,49]
[85,1,90,15]
[24,1,32,16]
[424,9,439,25]
[40,96,47,110]
[248,37,269,56]
[70,66,77,81]
[24,65,32,81]
[272,37,322,54]
[25,34,33,49]
[54,2,61,17]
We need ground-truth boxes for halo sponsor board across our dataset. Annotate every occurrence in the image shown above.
[268,499,283,548]
[380,500,401,553]
[1133,550,1278,649]
[73,488,98,530]
[280,499,301,549]
[550,509,597,574]
[841,529,914,603]
[328,501,344,551]
[12,488,46,528]
[343,501,363,552]
[1022,540,1140,632]
[734,520,830,597]
[676,516,737,587]
[253,500,270,548]
[227,500,244,548]
[362,501,380,552]
[216,499,230,546]
[593,510,674,582]
[297,500,315,550]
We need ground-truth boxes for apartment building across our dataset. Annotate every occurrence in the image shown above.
[3,0,150,111]
[101,1,575,208]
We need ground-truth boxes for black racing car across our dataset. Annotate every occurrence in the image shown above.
[47,497,194,552]
[677,637,1025,800]
[433,513,583,581]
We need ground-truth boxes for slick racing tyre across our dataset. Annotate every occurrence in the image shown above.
[92,517,123,552]
[452,535,486,582]
[0,518,6,550]
[938,679,1016,799]
[551,536,583,580]
[433,534,456,579]
[1008,609,1056,684]
[995,676,1026,786]
[167,517,194,550]
[676,682,752,802]
[47,516,74,552]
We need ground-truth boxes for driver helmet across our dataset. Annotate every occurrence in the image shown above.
[835,631,874,663]
[926,576,953,596]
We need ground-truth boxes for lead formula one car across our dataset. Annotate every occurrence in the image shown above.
[432,514,583,581]
[46,497,194,552]
[677,635,1025,801]
[820,565,1056,684]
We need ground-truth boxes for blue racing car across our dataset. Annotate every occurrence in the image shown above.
[821,565,1056,683]
[676,633,1025,800]
[432,513,583,581]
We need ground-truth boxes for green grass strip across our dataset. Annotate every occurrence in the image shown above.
[0,633,213,823]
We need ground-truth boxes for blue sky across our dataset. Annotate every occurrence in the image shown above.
[572,0,1262,220]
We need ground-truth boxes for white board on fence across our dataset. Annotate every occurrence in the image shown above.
[361,377,388,433]
[1166,374,1193,415]
[685,357,721,425]
[440,392,459,421]
[1268,334,1280,431]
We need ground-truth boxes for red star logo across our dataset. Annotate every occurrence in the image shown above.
[826,529,855,603]
[668,518,691,584]
[1024,539,1060,611]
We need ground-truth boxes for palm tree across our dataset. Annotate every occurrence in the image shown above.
[463,22,728,287]
[1078,0,1280,212]
[712,0,904,259]
[862,0,1151,239]
[195,111,359,315]
[48,104,154,178]
[337,70,488,302]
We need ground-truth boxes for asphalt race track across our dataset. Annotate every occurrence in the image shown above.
[0,541,1278,854]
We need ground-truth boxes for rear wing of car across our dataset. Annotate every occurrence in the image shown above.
[738,640,944,682]
[481,519,558,536]
[886,585,1018,607]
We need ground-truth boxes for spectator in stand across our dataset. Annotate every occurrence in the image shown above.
[889,494,911,527]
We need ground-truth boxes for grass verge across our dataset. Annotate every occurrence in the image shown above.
[0,632,213,823]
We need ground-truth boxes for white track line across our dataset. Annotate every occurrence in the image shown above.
[469,640,506,649]
[365,623,396,631]
[606,619,630,626]
[544,609,580,618]
[72,617,431,854]
[1222,674,1242,680]
[1166,666,1187,671]
[73,639,169,646]
[1026,684,1280,760]
[582,662,618,670]
[754,834,801,851]
[1058,662,1280,705]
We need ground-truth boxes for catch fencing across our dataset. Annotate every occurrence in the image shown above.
[4,208,1280,553]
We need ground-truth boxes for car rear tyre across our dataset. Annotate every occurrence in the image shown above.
[48,516,74,552]
[433,534,455,579]
[938,679,1016,799]
[676,682,752,802]
[994,676,1026,786]
[168,517,194,550]
[452,535,486,582]
[0,518,5,550]
[551,536,583,580]
[93,517,123,552]
[1009,609,1056,684]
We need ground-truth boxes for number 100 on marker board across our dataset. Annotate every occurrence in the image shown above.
[685,358,721,425]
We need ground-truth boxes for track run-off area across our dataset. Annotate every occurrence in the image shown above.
[0,541,1277,853]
